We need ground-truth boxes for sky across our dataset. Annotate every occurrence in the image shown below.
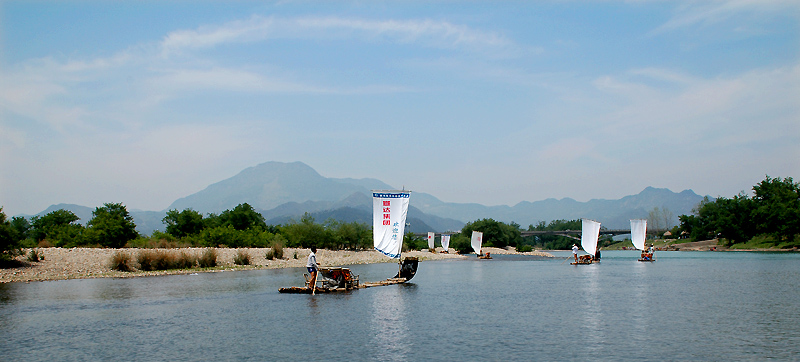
[1,0,798,216]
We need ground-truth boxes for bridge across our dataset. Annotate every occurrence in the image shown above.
[415,229,630,240]
[520,229,630,237]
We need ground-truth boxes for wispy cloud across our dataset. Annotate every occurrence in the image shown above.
[653,0,800,33]
[159,15,517,56]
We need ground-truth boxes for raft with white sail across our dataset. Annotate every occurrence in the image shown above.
[572,218,601,265]
[279,190,418,294]
[631,219,654,262]
[440,234,451,253]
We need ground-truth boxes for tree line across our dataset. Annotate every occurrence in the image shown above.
[678,176,799,247]
[3,174,796,260]
[0,202,378,259]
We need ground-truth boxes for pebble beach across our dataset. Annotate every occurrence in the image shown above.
[1,247,554,283]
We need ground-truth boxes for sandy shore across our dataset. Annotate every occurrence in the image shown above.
[1,246,553,283]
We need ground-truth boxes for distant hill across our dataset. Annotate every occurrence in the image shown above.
[412,186,705,229]
[167,161,392,213]
[27,161,709,235]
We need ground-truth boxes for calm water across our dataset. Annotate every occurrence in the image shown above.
[1,251,799,361]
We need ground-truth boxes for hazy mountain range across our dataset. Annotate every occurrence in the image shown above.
[26,161,708,235]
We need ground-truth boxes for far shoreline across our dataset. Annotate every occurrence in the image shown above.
[0,246,554,284]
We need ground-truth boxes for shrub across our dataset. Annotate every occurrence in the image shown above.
[136,250,159,271]
[26,249,43,262]
[136,249,198,271]
[233,249,251,265]
[110,251,135,272]
[516,244,533,252]
[198,248,217,268]
[268,242,284,260]
[175,251,197,269]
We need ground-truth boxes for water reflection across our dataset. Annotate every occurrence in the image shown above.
[581,265,603,353]
[307,295,320,316]
[0,283,12,305]
[629,261,649,345]
[370,287,411,361]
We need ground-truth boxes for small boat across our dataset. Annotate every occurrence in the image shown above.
[478,252,492,259]
[440,234,451,253]
[631,219,654,262]
[279,257,419,294]
[471,231,484,258]
[281,190,418,294]
[571,219,600,265]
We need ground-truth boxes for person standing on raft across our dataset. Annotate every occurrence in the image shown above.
[572,244,579,263]
[306,247,319,290]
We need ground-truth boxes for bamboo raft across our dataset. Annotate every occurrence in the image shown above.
[279,257,418,294]
[638,251,655,262]
[570,255,597,265]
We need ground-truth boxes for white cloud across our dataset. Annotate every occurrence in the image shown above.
[159,15,517,57]
[655,0,800,33]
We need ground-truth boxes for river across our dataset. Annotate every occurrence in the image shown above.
[1,251,799,361]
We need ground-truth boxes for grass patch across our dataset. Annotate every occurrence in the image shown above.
[265,242,284,260]
[110,251,135,272]
[136,250,198,271]
[728,235,800,250]
[198,248,217,268]
[233,249,251,265]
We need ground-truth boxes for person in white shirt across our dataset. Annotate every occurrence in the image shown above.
[306,247,319,290]
[572,244,579,263]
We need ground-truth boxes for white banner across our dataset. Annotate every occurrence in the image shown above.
[471,231,483,255]
[630,219,647,250]
[441,234,450,251]
[427,232,435,250]
[373,191,411,259]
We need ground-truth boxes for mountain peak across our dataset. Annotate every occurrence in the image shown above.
[167,161,370,214]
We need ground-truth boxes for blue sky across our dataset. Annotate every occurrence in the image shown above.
[1,0,798,216]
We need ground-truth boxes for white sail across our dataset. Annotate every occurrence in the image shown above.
[630,219,647,250]
[581,219,601,257]
[427,232,435,250]
[441,234,451,251]
[471,231,483,255]
[373,191,411,259]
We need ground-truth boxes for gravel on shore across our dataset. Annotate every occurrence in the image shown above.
[1,247,554,283]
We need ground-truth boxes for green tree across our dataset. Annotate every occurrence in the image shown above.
[326,219,372,250]
[0,208,20,260]
[403,233,427,252]
[460,218,521,249]
[30,209,82,244]
[686,195,754,245]
[217,203,267,231]
[281,213,333,248]
[449,234,473,254]
[751,176,800,243]
[87,203,139,248]
[9,216,30,243]
[163,209,205,238]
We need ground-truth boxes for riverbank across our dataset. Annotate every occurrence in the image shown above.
[0,247,554,283]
